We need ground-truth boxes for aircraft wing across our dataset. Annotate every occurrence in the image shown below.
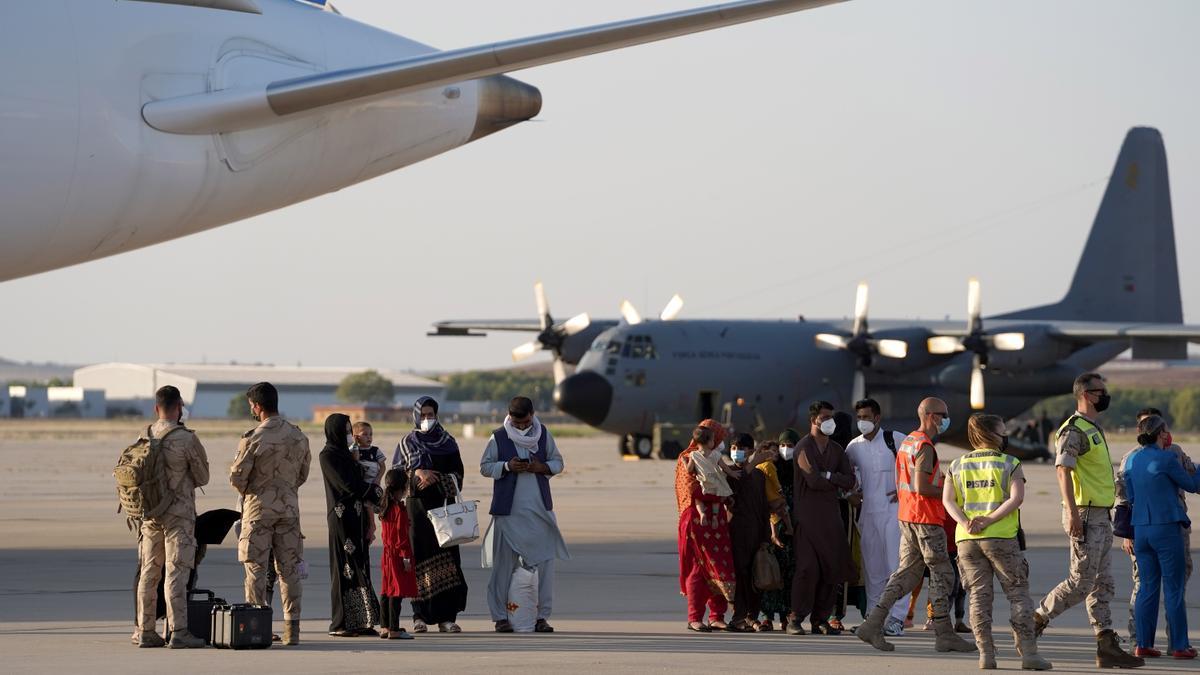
[1043,322,1200,342]
[429,320,544,337]
[143,0,846,134]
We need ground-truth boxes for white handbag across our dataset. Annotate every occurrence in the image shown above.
[426,474,480,548]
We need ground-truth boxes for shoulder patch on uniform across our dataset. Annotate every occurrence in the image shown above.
[1090,433,1102,445]
[242,428,255,438]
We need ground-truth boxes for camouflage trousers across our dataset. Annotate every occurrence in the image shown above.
[958,538,1037,654]
[1037,506,1113,633]
[1128,528,1192,642]
[871,522,957,624]
[138,514,196,633]
[240,517,303,620]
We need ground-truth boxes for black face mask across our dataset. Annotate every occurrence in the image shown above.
[1094,394,1111,412]
[1000,435,1009,453]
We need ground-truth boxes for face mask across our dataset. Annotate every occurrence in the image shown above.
[345,434,355,448]
[1163,432,1174,448]
[780,445,796,461]
[819,418,837,436]
[1000,435,1009,453]
[938,417,951,435]
[1094,393,1111,412]
[731,449,747,463]
[857,420,875,436]
[179,406,190,424]
[420,418,435,433]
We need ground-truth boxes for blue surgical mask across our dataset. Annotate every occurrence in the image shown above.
[938,417,951,434]
[731,449,747,463]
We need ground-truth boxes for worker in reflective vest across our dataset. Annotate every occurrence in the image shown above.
[1032,372,1143,669]
[944,413,1051,671]
[855,397,974,654]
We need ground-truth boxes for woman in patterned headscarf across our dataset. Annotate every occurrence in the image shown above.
[319,413,383,637]
[676,418,736,632]
[393,396,468,633]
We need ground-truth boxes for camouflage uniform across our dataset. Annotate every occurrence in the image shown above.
[1117,443,1195,641]
[958,539,1036,652]
[875,521,956,621]
[231,416,311,621]
[1036,420,1114,632]
[138,419,210,634]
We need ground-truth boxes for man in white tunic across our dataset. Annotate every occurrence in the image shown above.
[480,396,570,633]
[846,398,909,636]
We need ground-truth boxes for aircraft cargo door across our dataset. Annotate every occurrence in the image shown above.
[698,391,717,422]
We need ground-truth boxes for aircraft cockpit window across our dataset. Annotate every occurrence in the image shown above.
[591,341,608,352]
[622,334,657,359]
[606,341,623,355]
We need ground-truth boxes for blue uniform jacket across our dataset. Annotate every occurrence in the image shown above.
[1124,444,1200,527]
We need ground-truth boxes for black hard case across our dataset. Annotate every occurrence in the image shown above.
[210,603,272,649]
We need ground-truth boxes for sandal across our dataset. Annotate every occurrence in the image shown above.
[412,620,428,634]
[759,620,774,632]
[438,622,462,633]
[727,621,754,633]
[709,620,728,631]
[687,622,712,633]
[388,628,414,640]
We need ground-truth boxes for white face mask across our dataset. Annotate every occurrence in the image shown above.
[857,420,876,435]
[819,418,837,436]
[179,406,190,424]
[780,445,796,461]
[420,418,435,432]
[346,434,355,448]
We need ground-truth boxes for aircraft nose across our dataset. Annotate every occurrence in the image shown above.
[469,75,542,142]
[553,371,613,427]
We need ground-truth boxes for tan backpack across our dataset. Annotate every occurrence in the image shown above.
[114,426,181,529]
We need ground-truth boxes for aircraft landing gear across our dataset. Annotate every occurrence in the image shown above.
[624,434,653,459]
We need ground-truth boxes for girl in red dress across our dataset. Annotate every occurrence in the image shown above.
[380,468,419,640]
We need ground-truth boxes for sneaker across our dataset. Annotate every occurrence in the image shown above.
[534,619,555,633]
[884,618,905,637]
[438,622,462,633]
[388,628,414,640]
[1133,647,1161,658]
[1172,647,1197,660]
[494,620,514,633]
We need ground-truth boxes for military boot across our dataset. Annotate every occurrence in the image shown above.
[283,620,300,646]
[137,631,166,648]
[855,608,895,652]
[1032,612,1048,638]
[934,618,977,653]
[1096,629,1144,669]
[979,650,997,669]
[1014,636,1052,670]
[167,629,205,649]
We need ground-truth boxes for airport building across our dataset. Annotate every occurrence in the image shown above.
[73,363,445,419]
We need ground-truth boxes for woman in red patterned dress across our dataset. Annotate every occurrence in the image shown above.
[677,419,736,632]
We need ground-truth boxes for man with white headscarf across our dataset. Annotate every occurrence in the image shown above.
[480,396,570,633]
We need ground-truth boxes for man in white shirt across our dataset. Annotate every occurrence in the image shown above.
[846,397,909,636]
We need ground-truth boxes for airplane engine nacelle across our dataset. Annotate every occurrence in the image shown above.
[979,328,1068,372]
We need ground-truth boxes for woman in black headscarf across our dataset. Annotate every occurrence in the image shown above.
[392,396,468,633]
[319,413,383,637]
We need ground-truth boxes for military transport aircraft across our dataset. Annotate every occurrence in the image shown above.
[431,127,1200,457]
[0,0,843,282]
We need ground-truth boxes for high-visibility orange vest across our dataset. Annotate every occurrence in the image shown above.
[896,430,946,525]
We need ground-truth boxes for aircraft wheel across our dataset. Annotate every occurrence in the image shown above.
[658,440,683,461]
[626,434,653,459]
[618,436,632,457]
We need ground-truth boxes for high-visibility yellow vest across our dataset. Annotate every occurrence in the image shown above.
[1059,414,1115,508]
[950,449,1021,541]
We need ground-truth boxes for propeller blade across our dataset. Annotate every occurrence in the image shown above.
[534,281,551,330]
[851,369,866,404]
[852,282,869,336]
[511,340,541,362]
[659,294,684,322]
[815,333,850,350]
[970,353,986,410]
[620,300,643,325]
[875,339,909,359]
[991,332,1026,351]
[927,336,963,355]
[967,277,981,331]
[552,359,567,386]
[561,312,591,336]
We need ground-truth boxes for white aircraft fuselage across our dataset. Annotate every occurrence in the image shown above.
[1,0,844,282]
[1,1,498,281]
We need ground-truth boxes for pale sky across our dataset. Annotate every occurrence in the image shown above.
[4,0,1198,373]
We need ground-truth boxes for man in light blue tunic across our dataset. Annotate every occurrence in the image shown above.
[480,396,570,633]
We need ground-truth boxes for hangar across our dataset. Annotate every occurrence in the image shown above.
[73,363,445,419]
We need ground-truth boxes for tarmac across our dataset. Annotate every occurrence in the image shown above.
[1,422,1197,673]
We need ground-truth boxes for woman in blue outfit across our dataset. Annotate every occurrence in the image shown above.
[1124,414,1200,659]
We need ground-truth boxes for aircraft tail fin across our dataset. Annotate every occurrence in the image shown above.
[998,127,1182,325]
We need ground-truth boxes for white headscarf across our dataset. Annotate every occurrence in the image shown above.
[503,414,543,451]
